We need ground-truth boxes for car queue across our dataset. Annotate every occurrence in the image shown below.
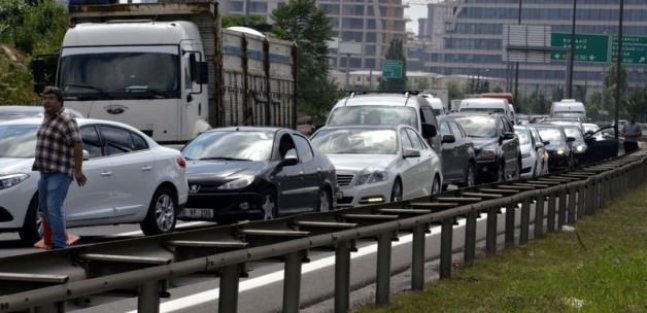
[0,94,619,244]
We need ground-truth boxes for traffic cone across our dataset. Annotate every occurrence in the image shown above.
[33,217,80,249]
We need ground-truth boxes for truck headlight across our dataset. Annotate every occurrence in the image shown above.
[218,175,254,190]
[356,170,389,185]
[0,173,30,190]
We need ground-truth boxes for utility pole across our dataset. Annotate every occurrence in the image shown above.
[244,0,250,25]
[566,0,577,99]
[614,0,625,139]
[513,0,522,106]
[345,53,351,91]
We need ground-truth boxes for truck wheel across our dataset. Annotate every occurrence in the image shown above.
[390,180,403,202]
[316,187,333,212]
[141,187,177,235]
[261,189,278,220]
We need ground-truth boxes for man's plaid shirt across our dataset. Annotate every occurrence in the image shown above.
[32,108,82,177]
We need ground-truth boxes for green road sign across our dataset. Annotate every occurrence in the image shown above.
[551,33,609,63]
[611,35,647,65]
[382,59,403,79]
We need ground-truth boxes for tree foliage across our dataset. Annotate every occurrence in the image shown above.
[379,39,407,92]
[271,0,338,121]
[221,15,266,28]
[0,0,68,105]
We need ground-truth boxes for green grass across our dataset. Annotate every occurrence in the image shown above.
[357,183,647,313]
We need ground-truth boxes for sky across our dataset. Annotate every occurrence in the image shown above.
[406,3,428,35]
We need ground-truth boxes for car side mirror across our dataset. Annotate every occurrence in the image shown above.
[543,140,550,145]
[421,123,437,138]
[82,150,90,161]
[534,142,544,150]
[441,134,455,144]
[566,136,576,143]
[501,132,515,140]
[278,149,298,167]
[403,148,421,158]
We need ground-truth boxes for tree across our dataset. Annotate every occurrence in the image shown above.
[447,81,464,102]
[221,15,266,28]
[379,38,407,92]
[271,0,338,120]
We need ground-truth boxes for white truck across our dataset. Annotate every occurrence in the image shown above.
[33,0,297,144]
[550,99,587,121]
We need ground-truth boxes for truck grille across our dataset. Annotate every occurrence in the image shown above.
[336,174,354,186]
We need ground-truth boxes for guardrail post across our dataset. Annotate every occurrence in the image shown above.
[439,218,453,279]
[504,203,516,248]
[567,187,576,224]
[557,188,567,228]
[546,192,556,233]
[335,240,351,313]
[520,198,530,244]
[283,251,303,313]
[465,210,478,264]
[376,232,392,305]
[577,184,586,220]
[486,207,497,254]
[534,192,545,239]
[138,280,161,313]
[219,265,240,313]
[411,223,426,291]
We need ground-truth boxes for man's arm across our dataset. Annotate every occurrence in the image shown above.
[73,142,87,186]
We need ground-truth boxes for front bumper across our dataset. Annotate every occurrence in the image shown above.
[547,152,570,171]
[0,177,37,231]
[336,179,393,208]
[475,160,499,182]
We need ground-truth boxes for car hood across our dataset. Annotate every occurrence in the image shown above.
[185,160,266,180]
[544,142,569,151]
[0,158,34,175]
[471,138,499,149]
[327,154,397,172]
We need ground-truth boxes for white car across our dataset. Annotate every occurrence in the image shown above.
[310,125,442,208]
[514,125,548,178]
[0,118,188,244]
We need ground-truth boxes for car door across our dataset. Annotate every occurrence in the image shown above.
[96,124,155,218]
[499,116,519,176]
[439,121,458,180]
[405,128,433,197]
[449,120,471,178]
[292,133,320,211]
[398,128,420,200]
[272,133,305,213]
[66,125,117,222]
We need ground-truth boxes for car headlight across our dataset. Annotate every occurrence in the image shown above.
[218,175,255,190]
[356,169,389,185]
[477,146,497,161]
[557,148,565,155]
[0,173,30,190]
[575,145,586,153]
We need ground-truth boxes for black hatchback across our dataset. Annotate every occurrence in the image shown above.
[179,127,338,223]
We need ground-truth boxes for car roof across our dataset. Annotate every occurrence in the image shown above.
[333,93,425,108]
[203,126,292,134]
[315,124,406,132]
[0,117,155,139]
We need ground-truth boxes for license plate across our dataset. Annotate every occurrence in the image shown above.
[179,208,214,220]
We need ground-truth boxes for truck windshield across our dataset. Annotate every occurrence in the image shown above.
[58,46,180,100]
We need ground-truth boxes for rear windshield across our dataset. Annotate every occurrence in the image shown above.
[327,106,418,129]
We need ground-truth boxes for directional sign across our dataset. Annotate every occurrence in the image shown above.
[611,35,647,65]
[382,59,403,79]
[551,33,609,63]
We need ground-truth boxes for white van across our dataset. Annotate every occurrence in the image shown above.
[458,98,516,124]
[421,94,446,117]
[550,99,586,121]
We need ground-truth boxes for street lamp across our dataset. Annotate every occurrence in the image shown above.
[614,0,625,139]
[566,0,577,99]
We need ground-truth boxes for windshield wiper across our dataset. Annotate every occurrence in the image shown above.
[199,157,251,161]
[125,86,171,99]
[64,84,113,99]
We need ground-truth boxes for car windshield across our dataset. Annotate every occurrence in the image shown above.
[537,128,564,142]
[182,131,274,162]
[0,124,39,158]
[327,106,418,128]
[514,127,531,145]
[454,116,498,138]
[563,126,583,140]
[459,107,505,114]
[311,128,397,155]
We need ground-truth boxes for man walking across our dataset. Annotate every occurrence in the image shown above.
[622,114,642,154]
[33,86,87,249]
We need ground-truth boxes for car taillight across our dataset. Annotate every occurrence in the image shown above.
[176,156,186,168]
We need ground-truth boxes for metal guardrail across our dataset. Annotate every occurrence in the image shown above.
[0,154,645,313]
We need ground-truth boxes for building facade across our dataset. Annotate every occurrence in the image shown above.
[415,0,647,97]
[219,0,408,71]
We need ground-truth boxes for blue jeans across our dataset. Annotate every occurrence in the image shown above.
[38,173,72,248]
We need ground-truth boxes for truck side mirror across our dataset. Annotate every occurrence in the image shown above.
[32,58,46,94]
[197,61,208,84]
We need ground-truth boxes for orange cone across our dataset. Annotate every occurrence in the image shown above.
[33,217,80,250]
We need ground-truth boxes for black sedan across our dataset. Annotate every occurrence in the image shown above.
[452,113,521,183]
[179,127,338,223]
[437,115,476,188]
[534,124,575,172]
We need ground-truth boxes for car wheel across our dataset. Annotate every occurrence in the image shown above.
[317,187,333,212]
[390,180,403,202]
[464,163,476,187]
[141,187,177,235]
[261,189,278,220]
[431,176,441,195]
[19,194,43,245]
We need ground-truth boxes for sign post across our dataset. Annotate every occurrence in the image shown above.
[382,59,403,79]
